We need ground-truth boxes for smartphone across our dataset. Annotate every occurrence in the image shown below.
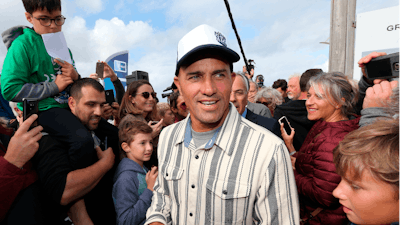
[96,62,104,78]
[105,89,115,105]
[23,98,39,129]
[278,116,292,136]
[365,52,399,80]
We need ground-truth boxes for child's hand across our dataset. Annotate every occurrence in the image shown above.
[146,166,158,191]
[54,74,73,92]
[54,58,79,81]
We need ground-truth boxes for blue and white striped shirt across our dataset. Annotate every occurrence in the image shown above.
[146,104,299,225]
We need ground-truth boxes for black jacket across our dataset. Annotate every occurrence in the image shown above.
[273,100,315,151]
[246,109,282,139]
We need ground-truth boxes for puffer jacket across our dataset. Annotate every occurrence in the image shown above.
[294,117,360,225]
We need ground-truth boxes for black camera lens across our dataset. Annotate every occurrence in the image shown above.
[394,63,399,72]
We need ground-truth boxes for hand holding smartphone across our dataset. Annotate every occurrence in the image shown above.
[105,89,115,105]
[96,62,104,78]
[278,116,293,136]
[23,98,39,129]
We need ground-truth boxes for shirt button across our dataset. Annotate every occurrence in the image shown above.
[166,173,169,176]
[191,184,195,189]
[195,155,199,159]
[222,190,228,195]
[189,213,193,217]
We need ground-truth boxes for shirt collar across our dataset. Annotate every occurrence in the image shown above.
[175,103,242,156]
[241,107,248,118]
[183,118,221,149]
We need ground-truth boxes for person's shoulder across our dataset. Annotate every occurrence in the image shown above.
[241,115,282,144]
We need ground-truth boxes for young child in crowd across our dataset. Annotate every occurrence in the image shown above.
[333,119,399,225]
[1,0,94,170]
[113,115,158,225]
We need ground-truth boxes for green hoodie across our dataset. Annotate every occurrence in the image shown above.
[1,26,76,111]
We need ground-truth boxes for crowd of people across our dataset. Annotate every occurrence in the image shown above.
[0,1,398,225]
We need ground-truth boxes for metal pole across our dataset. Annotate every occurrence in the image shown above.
[329,0,357,78]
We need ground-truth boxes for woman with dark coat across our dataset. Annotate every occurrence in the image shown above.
[281,72,360,225]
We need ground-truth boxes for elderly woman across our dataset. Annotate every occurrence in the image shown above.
[118,80,163,167]
[332,119,399,225]
[255,87,283,116]
[282,72,360,225]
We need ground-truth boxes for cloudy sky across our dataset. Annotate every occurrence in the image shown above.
[0,0,398,101]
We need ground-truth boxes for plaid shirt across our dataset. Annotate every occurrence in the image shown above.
[145,104,299,225]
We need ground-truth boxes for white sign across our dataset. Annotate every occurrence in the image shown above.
[42,31,72,64]
[353,6,399,79]
[114,60,127,73]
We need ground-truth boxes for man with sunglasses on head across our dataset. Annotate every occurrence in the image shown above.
[145,24,299,225]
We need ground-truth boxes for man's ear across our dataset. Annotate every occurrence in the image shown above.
[68,96,76,113]
[174,76,181,94]
[25,12,33,24]
[121,142,130,153]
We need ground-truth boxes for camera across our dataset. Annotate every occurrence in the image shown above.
[162,92,173,98]
[365,52,399,80]
[246,59,255,72]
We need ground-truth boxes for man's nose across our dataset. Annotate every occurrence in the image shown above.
[201,76,217,96]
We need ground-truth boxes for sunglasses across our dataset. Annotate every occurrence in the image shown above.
[138,92,157,99]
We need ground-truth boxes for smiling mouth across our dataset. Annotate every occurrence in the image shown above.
[201,101,217,105]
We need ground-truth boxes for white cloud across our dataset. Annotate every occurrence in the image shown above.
[75,0,103,14]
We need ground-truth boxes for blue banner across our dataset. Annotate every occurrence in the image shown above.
[104,50,129,94]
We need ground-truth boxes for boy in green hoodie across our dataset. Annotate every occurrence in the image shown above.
[1,0,94,170]
[1,1,97,223]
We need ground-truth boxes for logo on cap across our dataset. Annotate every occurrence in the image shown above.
[214,31,227,47]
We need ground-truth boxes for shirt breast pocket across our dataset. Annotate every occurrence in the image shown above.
[205,178,250,224]
[163,165,184,206]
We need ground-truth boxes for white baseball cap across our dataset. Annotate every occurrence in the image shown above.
[175,24,240,75]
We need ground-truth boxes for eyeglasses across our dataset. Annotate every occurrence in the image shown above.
[138,92,157,99]
[32,15,66,27]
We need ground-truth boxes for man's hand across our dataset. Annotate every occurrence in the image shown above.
[102,103,113,120]
[54,58,79,81]
[4,114,43,168]
[54,74,73,92]
[95,146,115,171]
[358,52,387,84]
[363,80,398,109]
[146,166,158,191]
[111,102,119,118]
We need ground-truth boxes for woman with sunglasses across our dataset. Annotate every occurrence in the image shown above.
[118,80,162,167]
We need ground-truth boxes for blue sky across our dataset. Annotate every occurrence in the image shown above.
[0,0,398,102]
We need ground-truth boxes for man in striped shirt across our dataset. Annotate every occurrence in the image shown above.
[145,24,299,225]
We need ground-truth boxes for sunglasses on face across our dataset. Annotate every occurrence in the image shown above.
[138,92,157,99]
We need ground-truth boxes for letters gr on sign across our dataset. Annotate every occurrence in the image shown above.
[114,60,127,73]
[387,24,400,31]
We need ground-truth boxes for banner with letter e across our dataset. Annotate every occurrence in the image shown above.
[104,50,129,93]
